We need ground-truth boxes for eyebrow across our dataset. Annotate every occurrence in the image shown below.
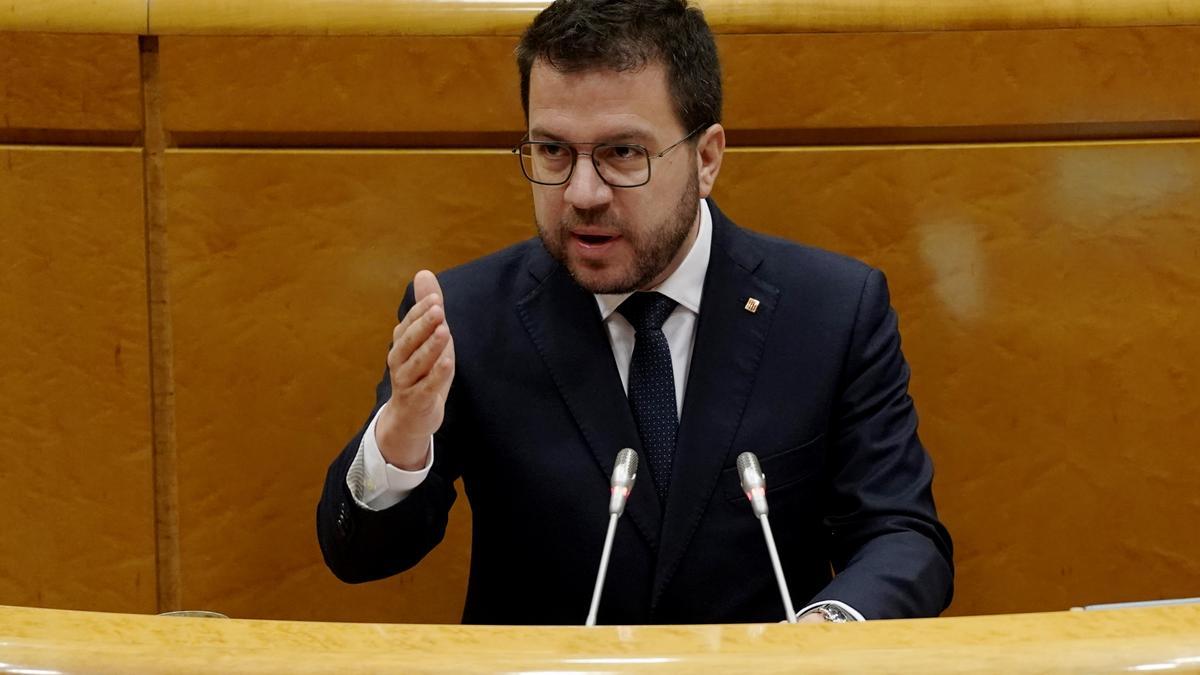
[528,127,653,145]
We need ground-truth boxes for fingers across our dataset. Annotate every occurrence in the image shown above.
[391,270,448,363]
[409,338,455,399]
[389,271,455,391]
[377,271,454,445]
[392,295,444,362]
[394,277,443,333]
[392,319,453,390]
[413,269,443,302]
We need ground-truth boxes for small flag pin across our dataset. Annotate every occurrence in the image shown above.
[744,298,760,313]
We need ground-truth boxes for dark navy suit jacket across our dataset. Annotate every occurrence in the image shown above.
[318,200,953,624]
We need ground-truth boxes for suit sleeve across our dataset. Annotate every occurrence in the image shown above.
[316,283,463,584]
[814,268,955,618]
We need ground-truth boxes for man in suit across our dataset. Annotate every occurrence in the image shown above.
[318,0,952,625]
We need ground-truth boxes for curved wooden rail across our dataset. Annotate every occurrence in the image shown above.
[0,0,146,33]
[1,603,1199,673]
[3,0,1200,36]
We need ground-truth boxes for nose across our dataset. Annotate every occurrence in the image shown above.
[562,153,613,211]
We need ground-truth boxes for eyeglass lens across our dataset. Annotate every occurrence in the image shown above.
[519,143,650,187]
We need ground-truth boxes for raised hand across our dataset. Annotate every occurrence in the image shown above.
[374,270,456,470]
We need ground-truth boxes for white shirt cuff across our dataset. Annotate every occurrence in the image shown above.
[797,600,866,622]
[345,404,434,511]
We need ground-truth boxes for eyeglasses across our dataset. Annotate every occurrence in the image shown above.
[512,125,706,188]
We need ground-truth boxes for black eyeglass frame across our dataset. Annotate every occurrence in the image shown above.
[512,125,708,188]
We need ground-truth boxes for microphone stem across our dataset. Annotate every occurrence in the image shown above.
[586,512,620,626]
[759,513,797,623]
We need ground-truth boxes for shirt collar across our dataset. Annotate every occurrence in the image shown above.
[595,199,712,320]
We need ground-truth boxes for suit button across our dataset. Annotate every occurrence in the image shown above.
[336,502,354,539]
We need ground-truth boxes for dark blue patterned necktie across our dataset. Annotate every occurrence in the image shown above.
[617,292,679,504]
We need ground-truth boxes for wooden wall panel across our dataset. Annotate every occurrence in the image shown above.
[0,147,155,613]
[163,150,532,621]
[158,26,1200,144]
[6,0,1199,35]
[714,141,1200,615]
[721,27,1200,138]
[149,0,541,36]
[159,37,524,140]
[145,0,1200,36]
[0,33,142,134]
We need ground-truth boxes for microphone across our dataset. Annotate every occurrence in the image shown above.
[736,451,798,623]
[737,451,769,516]
[608,447,638,516]
[586,449,638,626]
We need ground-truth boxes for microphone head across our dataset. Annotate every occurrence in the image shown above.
[737,451,765,489]
[736,451,769,516]
[736,451,760,478]
[609,448,638,516]
[612,448,638,489]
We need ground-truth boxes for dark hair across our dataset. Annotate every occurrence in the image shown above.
[516,0,722,134]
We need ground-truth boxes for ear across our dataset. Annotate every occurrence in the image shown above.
[695,123,726,199]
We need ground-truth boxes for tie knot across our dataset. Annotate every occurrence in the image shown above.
[617,292,678,332]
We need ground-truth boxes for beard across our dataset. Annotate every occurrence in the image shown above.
[537,171,700,295]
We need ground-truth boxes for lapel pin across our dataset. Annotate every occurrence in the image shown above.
[744,298,760,313]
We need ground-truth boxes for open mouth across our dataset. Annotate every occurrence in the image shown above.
[573,233,619,247]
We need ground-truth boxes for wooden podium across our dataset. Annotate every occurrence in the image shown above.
[2,603,1199,673]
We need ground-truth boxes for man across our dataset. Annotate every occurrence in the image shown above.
[318,0,952,625]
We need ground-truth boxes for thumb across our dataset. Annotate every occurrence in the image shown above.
[413,269,443,302]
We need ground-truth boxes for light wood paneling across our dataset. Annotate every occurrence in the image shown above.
[163,150,532,621]
[6,0,1200,35]
[0,147,155,613]
[701,0,1200,33]
[150,0,541,36]
[145,0,1200,36]
[158,26,1200,144]
[0,0,145,34]
[0,33,142,135]
[3,603,1200,673]
[159,36,523,140]
[721,27,1200,136]
[714,141,1200,615]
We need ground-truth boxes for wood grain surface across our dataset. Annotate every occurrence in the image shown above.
[5,0,1200,35]
[0,148,156,614]
[148,0,1200,36]
[1,602,1199,673]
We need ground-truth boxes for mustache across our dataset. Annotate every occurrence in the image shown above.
[559,207,625,231]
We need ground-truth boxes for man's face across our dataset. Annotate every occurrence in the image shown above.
[527,60,705,294]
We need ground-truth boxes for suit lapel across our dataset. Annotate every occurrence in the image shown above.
[652,205,780,607]
[516,251,663,550]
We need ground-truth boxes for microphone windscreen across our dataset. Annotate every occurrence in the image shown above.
[609,448,638,516]
[737,451,768,516]
[615,448,638,481]
[611,448,638,492]
[736,451,761,478]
